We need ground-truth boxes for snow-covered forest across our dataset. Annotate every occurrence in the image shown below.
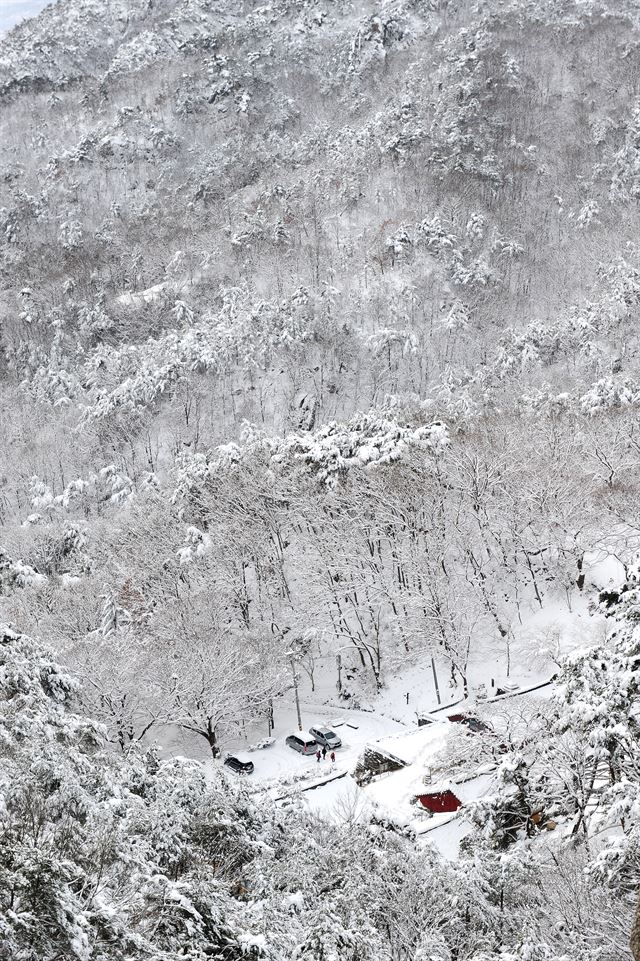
[2,0,640,958]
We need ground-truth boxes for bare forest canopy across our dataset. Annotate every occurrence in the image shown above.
[3,0,640,959]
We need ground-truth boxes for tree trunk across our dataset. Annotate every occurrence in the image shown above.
[631,892,640,961]
[206,720,219,759]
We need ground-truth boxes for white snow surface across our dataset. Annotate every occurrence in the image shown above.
[151,586,610,858]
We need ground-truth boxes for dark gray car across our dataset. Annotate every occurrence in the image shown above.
[223,752,254,774]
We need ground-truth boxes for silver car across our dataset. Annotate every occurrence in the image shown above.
[309,725,342,750]
[286,732,319,755]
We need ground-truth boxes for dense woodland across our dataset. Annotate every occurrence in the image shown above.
[3,0,640,957]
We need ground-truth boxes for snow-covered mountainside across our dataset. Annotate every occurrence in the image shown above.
[2,0,640,958]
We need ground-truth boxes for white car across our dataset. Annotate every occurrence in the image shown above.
[309,725,342,750]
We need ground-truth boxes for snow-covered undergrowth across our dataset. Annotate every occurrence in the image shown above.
[3,0,640,957]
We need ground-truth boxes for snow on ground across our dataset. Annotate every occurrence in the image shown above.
[506,593,607,672]
[156,696,409,785]
[371,589,607,726]
[582,549,626,590]
[151,584,613,858]
[285,774,369,823]
[455,772,496,805]
[371,723,450,777]
[116,281,170,307]
[155,682,537,859]
[361,723,450,824]
[241,701,408,784]
[420,817,473,860]
[153,596,597,847]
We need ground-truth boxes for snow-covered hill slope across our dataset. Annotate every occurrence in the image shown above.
[3,1,640,958]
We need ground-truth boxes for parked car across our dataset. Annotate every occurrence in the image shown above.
[460,716,491,734]
[309,725,342,749]
[223,752,254,774]
[286,732,319,755]
[447,713,491,734]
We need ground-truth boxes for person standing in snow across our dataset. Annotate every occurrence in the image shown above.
[330,751,336,763]
[321,746,327,760]
[316,749,321,762]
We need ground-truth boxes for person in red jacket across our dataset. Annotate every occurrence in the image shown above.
[330,751,336,763]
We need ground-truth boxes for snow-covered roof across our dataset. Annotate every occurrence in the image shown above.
[374,723,449,767]
[415,780,458,797]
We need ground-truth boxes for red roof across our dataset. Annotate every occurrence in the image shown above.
[416,789,461,814]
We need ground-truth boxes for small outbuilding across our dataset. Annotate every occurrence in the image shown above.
[354,745,408,786]
[415,783,462,814]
